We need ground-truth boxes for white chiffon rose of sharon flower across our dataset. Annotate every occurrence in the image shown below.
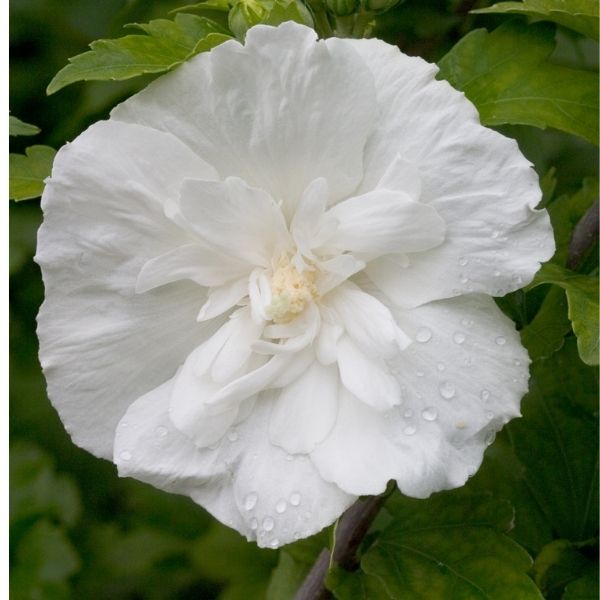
[36,22,554,549]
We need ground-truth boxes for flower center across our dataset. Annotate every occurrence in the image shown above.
[266,254,318,324]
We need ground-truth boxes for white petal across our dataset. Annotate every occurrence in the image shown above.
[178,177,291,268]
[344,37,553,306]
[375,154,422,200]
[115,384,355,548]
[36,120,221,459]
[269,361,339,454]
[112,22,376,209]
[325,283,410,358]
[337,336,401,411]
[324,189,445,262]
[316,254,365,296]
[137,243,250,292]
[197,277,249,322]
[315,320,343,366]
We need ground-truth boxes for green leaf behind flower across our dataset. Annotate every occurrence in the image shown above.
[529,263,599,365]
[46,13,232,95]
[472,0,599,41]
[438,20,599,145]
[9,116,41,137]
[9,145,56,201]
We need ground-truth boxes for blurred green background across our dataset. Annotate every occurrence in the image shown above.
[9,1,599,599]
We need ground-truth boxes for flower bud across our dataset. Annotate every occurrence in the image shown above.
[325,0,359,16]
[228,0,269,39]
[361,0,402,14]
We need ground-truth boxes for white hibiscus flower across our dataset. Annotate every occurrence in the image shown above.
[36,22,554,548]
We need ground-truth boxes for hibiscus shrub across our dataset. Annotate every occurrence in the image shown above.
[9,1,598,599]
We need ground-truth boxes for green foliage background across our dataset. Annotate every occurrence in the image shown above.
[9,0,599,598]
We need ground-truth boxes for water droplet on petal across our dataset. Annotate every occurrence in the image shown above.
[270,539,280,549]
[514,359,521,366]
[293,531,301,540]
[485,411,494,420]
[421,407,438,421]
[485,431,496,446]
[250,518,258,530]
[458,257,468,266]
[493,270,501,277]
[480,389,490,401]
[263,517,275,532]
[227,429,238,442]
[416,327,432,343]
[459,274,468,284]
[495,336,506,346]
[119,451,132,461]
[439,381,456,399]
[453,332,466,345]
[244,493,258,511]
[289,493,301,506]
[416,369,425,377]
[436,362,446,372]
[286,454,294,461]
[156,426,168,438]
[403,425,417,436]
[275,499,287,514]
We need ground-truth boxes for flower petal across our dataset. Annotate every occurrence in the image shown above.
[343,37,553,306]
[197,278,249,322]
[112,22,377,209]
[36,120,221,459]
[178,177,291,268]
[337,336,402,411]
[268,361,339,454]
[115,384,355,548]
[323,189,445,262]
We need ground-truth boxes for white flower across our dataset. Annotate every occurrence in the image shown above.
[36,22,554,548]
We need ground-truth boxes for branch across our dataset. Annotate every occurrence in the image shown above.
[294,492,390,600]
[567,199,599,270]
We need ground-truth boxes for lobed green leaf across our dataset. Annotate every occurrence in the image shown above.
[9,145,56,201]
[472,0,599,41]
[46,13,232,95]
[438,20,599,145]
[529,263,599,365]
[9,115,41,137]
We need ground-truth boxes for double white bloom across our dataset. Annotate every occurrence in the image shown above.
[37,23,554,548]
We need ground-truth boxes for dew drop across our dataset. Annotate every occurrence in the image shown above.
[270,539,280,549]
[416,327,433,343]
[416,370,425,377]
[156,426,168,438]
[453,332,466,345]
[461,318,473,328]
[514,359,521,366]
[263,517,275,532]
[485,411,494,420]
[495,336,506,346]
[250,518,258,530]
[463,356,474,367]
[403,425,417,436]
[244,493,258,511]
[289,493,301,506]
[119,451,132,461]
[227,429,238,442]
[458,257,468,266]
[293,531,301,540]
[436,362,446,372]
[439,381,456,399]
[275,499,287,514]
[480,389,490,401]
[459,274,468,284]
[286,454,294,462]
[485,431,496,446]
[493,270,501,277]
[421,407,438,421]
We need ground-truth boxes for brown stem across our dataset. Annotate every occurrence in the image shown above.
[567,199,599,271]
[294,493,389,600]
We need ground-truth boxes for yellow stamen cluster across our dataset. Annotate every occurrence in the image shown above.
[266,255,318,323]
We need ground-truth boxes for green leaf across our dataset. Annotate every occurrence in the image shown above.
[510,354,599,541]
[9,145,56,201]
[327,566,391,599]
[520,286,571,360]
[10,443,81,530]
[563,567,600,599]
[266,552,311,600]
[438,20,599,145]
[174,0,232,13]
[547,178,599,267]
[529,262,599,365]
[9,115,41,136]
[11,520,80,600]
[46,13,232,95]
[472,0,599,41]
[531,540,594,597]
[345,493,543,599]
